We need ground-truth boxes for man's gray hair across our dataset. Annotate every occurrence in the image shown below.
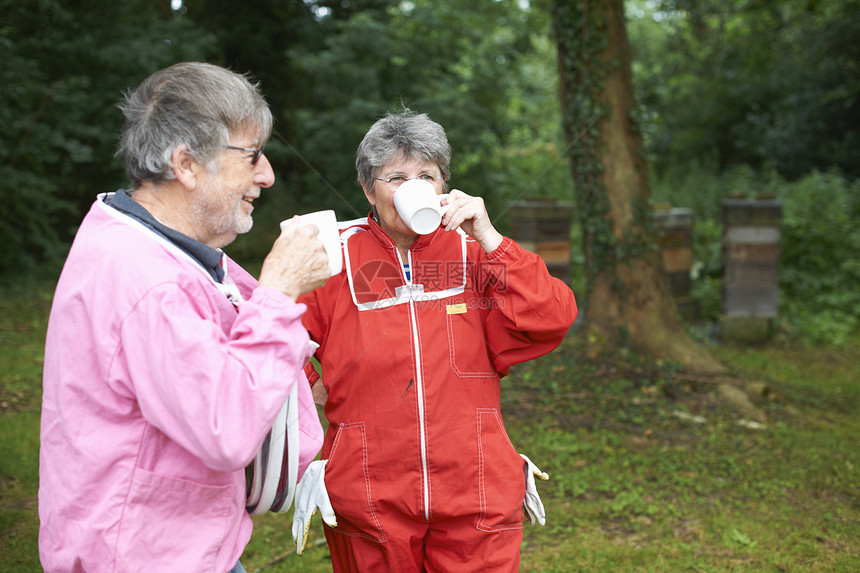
[356,109,452,191]
[116,62,273,188]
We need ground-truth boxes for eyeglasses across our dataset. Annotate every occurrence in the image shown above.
[373,174,438,188]
[223,145,264,165]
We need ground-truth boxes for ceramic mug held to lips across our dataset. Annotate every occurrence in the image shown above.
[280,210,343,276]
[393,178,449,235]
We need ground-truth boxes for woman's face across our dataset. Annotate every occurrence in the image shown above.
[363,156,446,242]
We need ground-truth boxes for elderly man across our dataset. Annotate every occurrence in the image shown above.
[38,62,329,573]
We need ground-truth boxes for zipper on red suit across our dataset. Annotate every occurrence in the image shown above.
[399,248,431,521]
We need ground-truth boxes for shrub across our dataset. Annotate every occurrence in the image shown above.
[779,170,860,345]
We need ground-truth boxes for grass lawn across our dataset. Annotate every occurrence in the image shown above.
[1,280,857,572]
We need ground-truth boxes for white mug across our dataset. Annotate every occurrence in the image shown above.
[393,178,449,235]
[280,210,343,276]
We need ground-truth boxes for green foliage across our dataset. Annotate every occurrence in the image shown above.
[779,171,860,345]
[0,0,217,275]
[628,0,860,179]
[3,0,858,351]
[287,0,568,221]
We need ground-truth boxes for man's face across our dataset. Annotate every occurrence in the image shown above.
[193,134,275,248]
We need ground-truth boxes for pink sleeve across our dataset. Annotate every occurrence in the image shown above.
[117,283,313,472]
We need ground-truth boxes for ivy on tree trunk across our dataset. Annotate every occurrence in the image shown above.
[552,0,727,373]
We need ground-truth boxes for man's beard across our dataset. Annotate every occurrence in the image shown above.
[192,180,254,244]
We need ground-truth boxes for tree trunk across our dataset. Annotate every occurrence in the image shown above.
[553,0,727,374]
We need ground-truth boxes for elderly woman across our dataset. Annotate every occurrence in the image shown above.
[293,109,577,572]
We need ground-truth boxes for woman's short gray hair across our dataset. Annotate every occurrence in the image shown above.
[356,109,452,192]
[116,62,273,188]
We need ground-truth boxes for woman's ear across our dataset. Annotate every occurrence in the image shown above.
[172,144,200,190]
[361,182,377,206]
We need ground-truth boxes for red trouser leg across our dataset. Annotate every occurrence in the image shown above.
[324,515,522,573]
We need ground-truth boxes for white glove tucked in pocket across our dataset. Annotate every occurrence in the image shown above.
[520,453,549,526]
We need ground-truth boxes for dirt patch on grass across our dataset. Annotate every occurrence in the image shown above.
[503,335,807,443]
